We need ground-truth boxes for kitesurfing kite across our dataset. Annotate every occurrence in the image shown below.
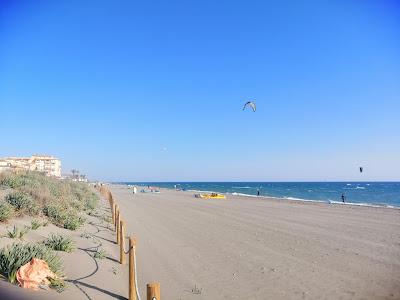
[359,167,363,173]
[243,101,256,112]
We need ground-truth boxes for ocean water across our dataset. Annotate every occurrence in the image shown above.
[120,182,400,208]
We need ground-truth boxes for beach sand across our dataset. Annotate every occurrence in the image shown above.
[109,184,400,300]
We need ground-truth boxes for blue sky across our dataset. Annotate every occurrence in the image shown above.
[1,0,399,181]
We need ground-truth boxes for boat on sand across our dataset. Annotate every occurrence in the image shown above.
[195,193,226,199]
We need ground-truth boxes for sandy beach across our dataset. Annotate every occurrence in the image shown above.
[109,184,400,300]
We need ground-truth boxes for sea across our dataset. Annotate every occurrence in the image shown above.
[119,182,400,208]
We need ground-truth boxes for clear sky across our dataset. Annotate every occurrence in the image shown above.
[1,1,399,182]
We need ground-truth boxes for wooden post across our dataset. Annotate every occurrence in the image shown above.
[111,201,115,225]
[114,205,119,231]
[129,237,137,300]
[111,202,116,228]
[119,220,125,264]
[147,282,160,300]
[116,209,121,244]
[109,192,113,205]
[108,192,112,206]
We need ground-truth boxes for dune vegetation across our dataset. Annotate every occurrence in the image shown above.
[44,233,76,253]
[0,170,100,290]
[0,170,98,230]
[0,242,63,284]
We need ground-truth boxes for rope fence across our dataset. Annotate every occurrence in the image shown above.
[98,185,160,300]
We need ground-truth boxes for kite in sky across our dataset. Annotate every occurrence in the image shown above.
[243,101,256,112]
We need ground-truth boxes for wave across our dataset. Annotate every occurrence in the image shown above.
[280,196,327,204]
[344,187,366,190]
[231,192,259,197]
[187,189,218,194]
[226,191,399,209]
[232,193,399,209]
[328,200,399,209]
[232,186,252,189]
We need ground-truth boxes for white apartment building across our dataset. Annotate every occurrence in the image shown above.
[0,155,62,177]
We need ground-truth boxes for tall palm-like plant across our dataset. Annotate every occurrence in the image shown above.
[71,169,79,179]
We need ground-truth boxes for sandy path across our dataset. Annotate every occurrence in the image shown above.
[109,185,400,300]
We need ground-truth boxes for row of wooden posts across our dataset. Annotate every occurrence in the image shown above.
[99,185,161,300]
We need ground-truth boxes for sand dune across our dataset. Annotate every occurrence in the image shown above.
[0,192,127,300]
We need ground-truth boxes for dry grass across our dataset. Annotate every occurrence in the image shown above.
[0,171,99,230]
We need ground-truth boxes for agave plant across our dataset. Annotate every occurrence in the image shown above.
[0,242,63,283]
[44,233,75,253]
[7,225,30,239]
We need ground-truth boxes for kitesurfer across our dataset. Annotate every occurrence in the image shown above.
[243,101,256,112]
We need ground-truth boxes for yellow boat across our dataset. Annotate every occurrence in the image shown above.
[195,193,226,199]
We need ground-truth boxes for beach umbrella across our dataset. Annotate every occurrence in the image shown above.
[243,101,256,112]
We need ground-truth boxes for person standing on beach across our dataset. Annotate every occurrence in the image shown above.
[257,189,260,196]
[341,193,346,203]
[133,186,137,195]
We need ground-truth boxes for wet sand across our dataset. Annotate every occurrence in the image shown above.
[109,184,400,300]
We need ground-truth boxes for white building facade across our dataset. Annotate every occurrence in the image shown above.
[0,155,62,177]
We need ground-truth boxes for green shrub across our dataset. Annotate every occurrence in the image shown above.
[0,242,63,283]
[7,225,20,238]
[85,192,99,211]
[43,205,85,230]
[0,173,27,189]
[31,219,41,230]
[63,213,85,230]
[5,191,39,215]
[44,233,75,253]
[7,225,30,239]
[5,191,31,210]
[101,214,112,224]
[20,225,30,238]
[49,276,67,293]
[0,201,14,222]
[80,232,92,239]
[93,248,107,259]
[43,204,66,226]
[69,182,99,212]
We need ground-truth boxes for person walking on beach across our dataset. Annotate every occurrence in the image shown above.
[341,193,346,203]
[133,186,137,195]
[257,189,260,196]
